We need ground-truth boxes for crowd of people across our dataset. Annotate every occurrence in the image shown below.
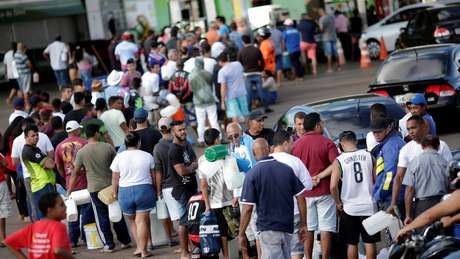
[0,8,459,259]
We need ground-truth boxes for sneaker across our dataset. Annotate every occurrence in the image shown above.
[169,240,179,247]
[101,246,115,253]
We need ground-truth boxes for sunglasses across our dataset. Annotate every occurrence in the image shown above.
[228,133,240,140]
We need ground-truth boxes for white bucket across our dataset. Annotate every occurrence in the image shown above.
[69,189,91,205]
[156,198,169,220]
[83,223,103,250]
[363,211,396,236]
[108,201,122,222]
[65,199,78,222]
[223,156,244,190]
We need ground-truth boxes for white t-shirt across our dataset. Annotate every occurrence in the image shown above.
[114,41,139,65]
[3,50,18,79]
[184,57,217,74]
[9,110,29,124]
[52,112,65,122]
[160,60,177,81]
[366,131,379,152]
[100,109,126,147]
[271,151,312,215]
[336,149,376,216]
[110,149,154,187]
[197,155,233,209]
[43,41,69,70]
[11,132,54,179]
[398,139,452,168]
[399,112,411,138]
[141,71,160,96]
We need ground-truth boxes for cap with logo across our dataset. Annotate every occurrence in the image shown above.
[66,120,83,133]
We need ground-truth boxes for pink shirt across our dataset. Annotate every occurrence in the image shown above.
[335,14,349,33]
[55,137,88,190]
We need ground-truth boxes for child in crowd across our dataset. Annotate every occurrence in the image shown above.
[4,192,74,259]
[262,70,278,105]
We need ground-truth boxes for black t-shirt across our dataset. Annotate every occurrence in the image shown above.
[168,142,198,200]
[135,127,162,154]
[50,131,68,148]
[246,128,274,146]
[63,109,86,126]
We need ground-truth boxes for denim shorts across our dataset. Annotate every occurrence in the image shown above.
[226,95,250,119]
[323,40,338,57]
[275,54,283,71]
[290,214,304,255]
[118,184,156,216]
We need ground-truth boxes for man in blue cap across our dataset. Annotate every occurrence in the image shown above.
[399,93,437,139]
[9,97,28,124]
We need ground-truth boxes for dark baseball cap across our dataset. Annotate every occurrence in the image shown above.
[13,97,25,108]
[370,118,390,131]
[248,111,267,121]
[133,108,148,121]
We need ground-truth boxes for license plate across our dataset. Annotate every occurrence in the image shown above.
[455,28,460,34]
[394,93,415,105]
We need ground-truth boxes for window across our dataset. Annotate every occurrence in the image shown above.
[386,7,425,25]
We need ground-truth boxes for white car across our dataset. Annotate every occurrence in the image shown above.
[361,3,440,59]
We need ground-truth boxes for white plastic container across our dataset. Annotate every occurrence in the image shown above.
[363,211,396,236]
[69,189,91,205]
[223,156,244,190]
[166,93,181,108]
[65,199,78,222]
[108,201,122,222]
[160,105,179,117]
[83,223,103,249]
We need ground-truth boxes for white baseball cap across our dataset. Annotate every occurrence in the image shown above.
[66,120,83,133]
[158,117,172,130]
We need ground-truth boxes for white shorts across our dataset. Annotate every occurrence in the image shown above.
[240,202,258,241]
[0,181,12,219]
[18,74,31,93]
[162,187,182,221]
[306,195,336,232]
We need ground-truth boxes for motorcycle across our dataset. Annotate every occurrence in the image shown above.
[389,221,460,259]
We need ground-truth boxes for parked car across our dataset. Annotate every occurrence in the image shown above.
[361,3,438,59]
[273,94,406,148]
[368,44,460,110]
[396,3,460,49]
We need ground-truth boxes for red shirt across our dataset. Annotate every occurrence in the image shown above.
[4,219,71,259]
[291,132,339,197]
[55,137,88,190]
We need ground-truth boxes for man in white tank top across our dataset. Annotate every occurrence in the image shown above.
[331,131,380,259]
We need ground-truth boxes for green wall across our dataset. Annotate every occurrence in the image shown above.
[214,0,234,22]
[154,0,171,29]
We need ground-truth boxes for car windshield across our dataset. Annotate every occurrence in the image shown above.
[375,52,448,84]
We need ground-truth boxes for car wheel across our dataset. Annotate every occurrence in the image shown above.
[367,39,381,59]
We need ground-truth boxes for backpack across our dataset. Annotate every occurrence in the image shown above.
[187,193,207,247]
[199,211,221,256]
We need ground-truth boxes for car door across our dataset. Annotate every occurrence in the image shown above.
[381,7,427,50]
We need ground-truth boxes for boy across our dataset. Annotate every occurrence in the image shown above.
[4,192,74,259]
[330,131,379,259]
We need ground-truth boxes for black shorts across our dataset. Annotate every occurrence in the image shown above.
[9,79,19,90]
[340,212,380,245]
[213,207,229,238]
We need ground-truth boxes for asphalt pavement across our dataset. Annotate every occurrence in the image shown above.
[0,61,459,258]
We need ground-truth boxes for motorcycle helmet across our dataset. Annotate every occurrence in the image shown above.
[447,159,460,189]
[257,27,271,39]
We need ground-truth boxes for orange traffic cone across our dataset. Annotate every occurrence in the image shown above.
[360,41,371,69]
[379,36,388,60]
[336,40,346,66]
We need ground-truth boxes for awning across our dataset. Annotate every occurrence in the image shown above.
[0,0,85,22]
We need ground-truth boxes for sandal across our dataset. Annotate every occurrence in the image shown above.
[141,252,153,258]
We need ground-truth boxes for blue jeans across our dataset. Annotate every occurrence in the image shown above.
[79,69,92,91]
[245,74,269,111]
[32,183,55,220]
[68,203,95,245]
[89,192,131,249]
[54,69,69,87]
